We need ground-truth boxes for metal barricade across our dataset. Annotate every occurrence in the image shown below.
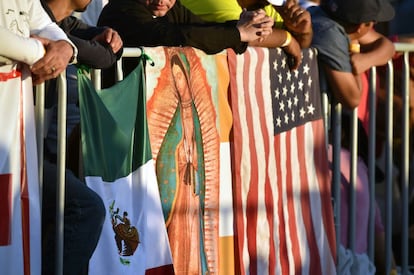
[329,42,414,274]
[36,44,413,274]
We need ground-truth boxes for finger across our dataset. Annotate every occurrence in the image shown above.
[290,56,301,70]
[49,65,56,75]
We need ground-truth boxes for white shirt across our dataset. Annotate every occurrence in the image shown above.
[0,0,76,67]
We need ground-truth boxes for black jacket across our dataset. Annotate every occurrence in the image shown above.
[41,0,122,69]
[97,0,247,55]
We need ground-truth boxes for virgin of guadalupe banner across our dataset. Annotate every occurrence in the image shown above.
[144,47,232,275]
[0,65,41,275]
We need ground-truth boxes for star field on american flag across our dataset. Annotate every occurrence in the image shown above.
[270,48,322,135]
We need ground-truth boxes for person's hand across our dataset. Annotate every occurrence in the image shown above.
[281,36,302,70]
[274,0,312,35]
[238,9,274,43]
[30,36,73,85]
[92,28,123,54]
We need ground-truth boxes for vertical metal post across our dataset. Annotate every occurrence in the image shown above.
[400,51,410,274]
[385,61,394,274]
[367,67,377,260]
[332,102,342,274]
[91,69,101,90]
[35,83,45,205]
[55,72,67,275]
[348,109,358,252]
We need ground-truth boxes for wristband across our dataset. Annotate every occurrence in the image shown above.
[281,31,292,47]
[349,43,360,54]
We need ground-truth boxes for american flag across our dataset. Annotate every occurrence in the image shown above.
[228,47,337,275]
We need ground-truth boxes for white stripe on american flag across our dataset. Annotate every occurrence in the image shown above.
[257,48,282,275]
[248,48,270,275]
[232,45,251,275]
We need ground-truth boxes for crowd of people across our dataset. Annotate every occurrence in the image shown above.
[0,0,412,274]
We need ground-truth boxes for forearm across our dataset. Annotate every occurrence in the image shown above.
[324,64,362,109]
[0,27,44,65]
[359,36,395,67]
[292,29,312,49]
[69,35,118,69]
[249,28,289,48]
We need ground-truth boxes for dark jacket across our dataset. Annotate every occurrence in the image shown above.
[97,0,247,87]
[97,0,247,55]
[41,0,122,69]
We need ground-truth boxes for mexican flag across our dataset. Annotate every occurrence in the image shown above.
[78,58,174,274]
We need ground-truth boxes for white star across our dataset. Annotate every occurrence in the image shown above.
[290,83,296,94]
[286,70,292,81]
[291,111,295,122]
[282,86,288,96]
[279,100,285,111]
[273,59,279,71]
[298,80,304,91]
[287,98,292,109]
[294,95,299,106]
[309,49,314,60]
[300,107,306,118]
[284,113,289,124]
[274,88,280,99]
[278,73,283,83]
[307,103,315,115]
[308,77,313,87]
[281,58,286,69]
[303,63,310,75]
[305,91,309,102]
[294,70,299,78]
[276,116,282,127]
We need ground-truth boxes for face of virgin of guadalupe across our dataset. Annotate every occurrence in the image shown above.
[138,0,177,17]
[171,59,192,102]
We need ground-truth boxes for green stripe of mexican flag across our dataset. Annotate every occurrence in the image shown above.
[78,58,174,275]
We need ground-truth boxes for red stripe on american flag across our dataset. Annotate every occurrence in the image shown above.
[274,135,290,275]
[239,48,260,275]
[19,75,31,275]
[285,129,303,274]
[228,49,245,275]
[296,123,322,274]
[312,120,337,267]
[253,49,277,275]
[0,174,12,246]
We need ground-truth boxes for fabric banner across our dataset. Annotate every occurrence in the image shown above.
[78,59,174,274]
[228,47,337,275]
[144,46,234,275]
[0,67,41,275]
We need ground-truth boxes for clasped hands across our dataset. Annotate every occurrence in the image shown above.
[237,9,274,43]
[30,27,122,85]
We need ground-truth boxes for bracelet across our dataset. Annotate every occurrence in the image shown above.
[349,43,360,54]
[281,31,292,47]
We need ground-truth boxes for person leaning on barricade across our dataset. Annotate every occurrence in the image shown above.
[0,1,75,274]
[180,0,313,69]
[97,0,305,87]
[309,0,395,109]
[309,0,397,274]
[38,0,123,274]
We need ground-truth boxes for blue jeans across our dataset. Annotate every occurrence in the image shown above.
[42,160,105,275]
